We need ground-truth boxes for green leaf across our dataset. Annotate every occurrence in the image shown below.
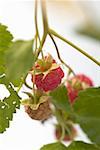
[0,84,21,133]
[40,141,100,150]
[73,87,100,146]
[6,40,34,86]
[0,24,13,51]
[77,24,100,41]
[0,74,9,86]
[40,142,67,150]
[67,141,100,150]
[49,85,70,112]
[0,24,13,74]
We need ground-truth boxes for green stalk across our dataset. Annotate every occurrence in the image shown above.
[49,28,100,66]
[59,125,65,141]
[24,79,32,90]
[35,0,40,43]
[35,0,48,60]
[41,0,49,32]
[32,0,49,103]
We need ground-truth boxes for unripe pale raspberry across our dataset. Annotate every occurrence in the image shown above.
[25,99,52,121]
[66,74,93,103]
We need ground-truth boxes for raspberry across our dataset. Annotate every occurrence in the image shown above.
[66,74,93,103]
[31,54,64,92]
[55,124,77,141]
[33,67,64,92]
[25,99,52,121]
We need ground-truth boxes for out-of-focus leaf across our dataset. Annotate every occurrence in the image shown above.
[73,87,100,146]
[77,24,100,41]
[40,141,100,150]
[50,85,71,112]
[0,24,13,75]
[67,141,100,150]
[40,142,67,150]
[6,40,34,86]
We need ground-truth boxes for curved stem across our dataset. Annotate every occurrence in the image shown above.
[59,125,65,141]
[17,81,23,93]
[35,0,40,42]
[49,33,75,75]
[36,32,47,59]
[49,28,100,66]
[24,80,32,90]
[55,108,72,141]
[64,124,72,138]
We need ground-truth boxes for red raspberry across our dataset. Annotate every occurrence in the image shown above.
[55,124,77,141]
[67,74,93,103]
[32,67,64,92]
[31,54,64,92]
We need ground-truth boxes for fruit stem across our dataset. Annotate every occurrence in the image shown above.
[55,108,72,141]
[17,80,23,92]
[49,33,75,76]
[32,68,37,104]
[64,122,72,138]
[35,0,48,60]
[59,125,65,141]
[35,0,40,42]
[35,1,45,59]
[49,28,100,66]
[24,80,32,90]
[33,1,39,103]
[41,0,49,33]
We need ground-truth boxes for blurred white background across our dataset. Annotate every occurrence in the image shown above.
[0,1,100,150]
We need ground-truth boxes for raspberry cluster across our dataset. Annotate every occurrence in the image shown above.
[23,53,94,133]
[23,55,64,121]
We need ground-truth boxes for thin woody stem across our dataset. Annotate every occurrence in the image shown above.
[49,28,100,66]
[49,33,75,75]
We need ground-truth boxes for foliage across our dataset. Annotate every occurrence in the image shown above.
[0,76,21,133]
[0,24,13,75]
[40,141,100,150]
[5,40,34,86]
[73,87,100,146]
